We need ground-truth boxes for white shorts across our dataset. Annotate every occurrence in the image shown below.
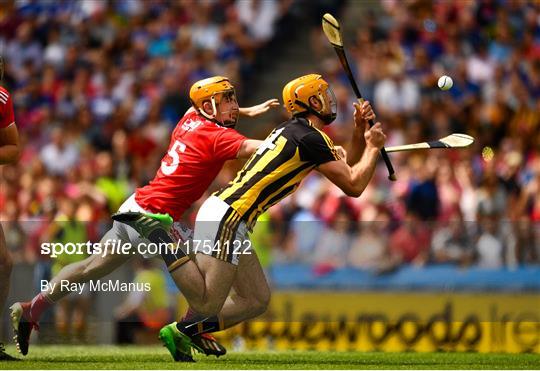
[193,196,250,266]
[108,194,193,258]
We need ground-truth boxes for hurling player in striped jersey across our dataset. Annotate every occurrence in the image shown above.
[10,76,278,360]
[112,74,382,362]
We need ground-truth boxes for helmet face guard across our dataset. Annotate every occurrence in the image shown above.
[212,89,239,128]
[190,76,238,128]
[195,88,238,128]
[319,85,337,125]
[294,85,337,125]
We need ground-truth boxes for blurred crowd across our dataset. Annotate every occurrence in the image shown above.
[1,0,539,281]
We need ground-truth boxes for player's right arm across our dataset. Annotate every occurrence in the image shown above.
[318,122,386,197]
[0,88,20,165]
[235,99,282,158]
[236,139,262,159]
[239,99,280,117]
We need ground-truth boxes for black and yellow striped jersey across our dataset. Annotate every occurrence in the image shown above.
[214,117,341,229]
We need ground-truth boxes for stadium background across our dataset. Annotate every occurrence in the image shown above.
[0,0,539,355]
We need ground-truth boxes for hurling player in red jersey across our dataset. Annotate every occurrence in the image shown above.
[0,57,21,361]
[10,76,278,358]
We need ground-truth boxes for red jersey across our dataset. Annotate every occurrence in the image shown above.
[135,110,247,220]
[0,86,15,129]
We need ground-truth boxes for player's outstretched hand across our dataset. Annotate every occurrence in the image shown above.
[241,99,280,117]
[365,122,387,151]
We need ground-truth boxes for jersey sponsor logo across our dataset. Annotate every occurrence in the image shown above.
[181,118,203,131]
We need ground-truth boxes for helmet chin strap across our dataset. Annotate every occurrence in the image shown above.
[219,118,236,128]
[197,97,216,121]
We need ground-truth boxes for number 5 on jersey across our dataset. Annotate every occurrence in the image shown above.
[161,140,186,175]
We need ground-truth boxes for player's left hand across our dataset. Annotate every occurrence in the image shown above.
[241,99,280,117]
[353,101,375,130]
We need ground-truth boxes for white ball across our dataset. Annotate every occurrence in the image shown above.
[438,75,453,91]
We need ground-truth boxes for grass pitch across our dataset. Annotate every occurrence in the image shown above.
[0,345,539,369]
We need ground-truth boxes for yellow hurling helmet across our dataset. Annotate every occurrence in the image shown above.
[189,76,237,126]
[282,74,337,124]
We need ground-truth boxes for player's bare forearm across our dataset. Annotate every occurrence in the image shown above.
[317,146,380,198]
[0,144,20,164]
[237,139,263,158]
[239,106,255,117]
[239,99,280,117]
[347,121,387,195]
[346,127,365,166]
[346,101,374,166]
[314,122,386,197]
[348,146,379,195]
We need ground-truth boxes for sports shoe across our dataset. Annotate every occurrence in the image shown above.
[112,211,173,242]
[9,302,38,356]
[0,343,18,361]
[158,322,197,362]
[191,333,227,357]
